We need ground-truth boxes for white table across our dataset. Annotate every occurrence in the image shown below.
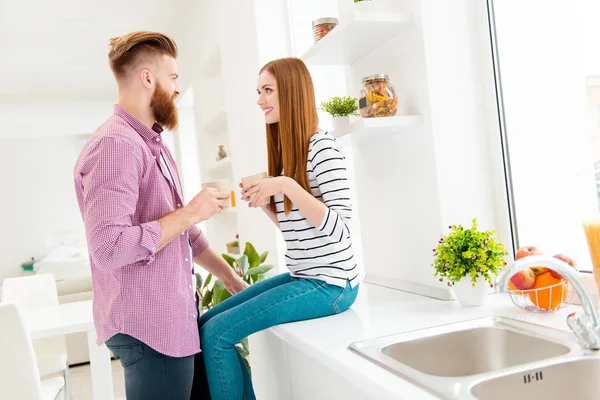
[22,300,114,400]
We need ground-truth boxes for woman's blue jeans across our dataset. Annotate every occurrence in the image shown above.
[198,272,359,400]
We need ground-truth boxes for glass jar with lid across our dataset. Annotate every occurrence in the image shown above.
[359,74,398,118]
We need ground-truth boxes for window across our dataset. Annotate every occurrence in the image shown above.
[490,0,600,271]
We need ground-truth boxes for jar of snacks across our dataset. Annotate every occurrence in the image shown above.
[359,74,398,118]
[312,18,338,43]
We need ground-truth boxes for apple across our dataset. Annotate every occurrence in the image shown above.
[549,253,576,279]
[515,245,542,260]
[515,245,547,274]
[510,268,536,290]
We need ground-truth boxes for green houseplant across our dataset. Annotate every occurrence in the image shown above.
[195,242,274,372]
[320,96,359,134]
[432,218,508,306]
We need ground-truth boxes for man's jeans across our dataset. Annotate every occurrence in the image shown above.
[106,333,195,400]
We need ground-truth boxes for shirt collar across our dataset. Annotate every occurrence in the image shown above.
[113,104,163,142]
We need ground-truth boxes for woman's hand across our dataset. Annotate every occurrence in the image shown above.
[241,176,291,207]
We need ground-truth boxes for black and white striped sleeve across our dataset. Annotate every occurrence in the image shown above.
[309,137,352,242]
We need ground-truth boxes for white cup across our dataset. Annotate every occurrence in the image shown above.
[202,179,231,208]
[241,172,270,206]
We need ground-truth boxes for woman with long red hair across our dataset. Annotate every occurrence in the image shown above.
[197,57,360,400]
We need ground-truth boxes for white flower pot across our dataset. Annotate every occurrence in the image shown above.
[453,276,490,307]
[332,116,351,136]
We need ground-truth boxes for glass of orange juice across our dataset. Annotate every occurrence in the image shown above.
[582,219,600,297]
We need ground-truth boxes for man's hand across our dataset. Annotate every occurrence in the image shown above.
[223,274,249,295]
[185,187,229,224]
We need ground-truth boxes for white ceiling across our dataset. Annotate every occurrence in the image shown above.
[0,0,186,97]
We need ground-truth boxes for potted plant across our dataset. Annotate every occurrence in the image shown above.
[195,242,274,373]
[432,218,508,307]
[319,96,359,135]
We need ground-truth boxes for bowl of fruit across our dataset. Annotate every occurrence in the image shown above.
[507,246,577,312]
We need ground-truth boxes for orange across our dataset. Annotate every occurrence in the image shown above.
[528,272,568,310]
[508,281,526,295]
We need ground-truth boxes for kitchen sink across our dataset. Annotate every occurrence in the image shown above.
[380,324,569,377]
[349,317,583,399]
[471,357,600,400]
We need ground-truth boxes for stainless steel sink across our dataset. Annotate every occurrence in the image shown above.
[349,317,584,399]
[380,324,569,377]
[471,357,600,400]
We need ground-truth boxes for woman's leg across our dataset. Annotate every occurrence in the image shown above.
[192,272,293,398]
[201,278,358,400]
[199,272,292,328]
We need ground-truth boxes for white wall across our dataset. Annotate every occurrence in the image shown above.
[304,0,508,299]
[0,137,86,281]
[1,98,113,138]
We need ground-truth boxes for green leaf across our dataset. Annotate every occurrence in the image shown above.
[259,251,269,264]
[218,288,231,304]
[243,357,252,376]
[238,255,250,277]
[222,254,236,268]
[202,273,213,289]
[240,337,249,352]
[247,264,274,277]
[319,96,359,118]
[195,273,203,289]
[201,290,213,308]
[236,345,250,359]
[244,243,260,269]
[212,280,225,305]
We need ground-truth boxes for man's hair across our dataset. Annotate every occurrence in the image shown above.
[108,31,178,81]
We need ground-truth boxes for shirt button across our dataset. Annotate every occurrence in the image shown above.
[156,137,160,142]
[181,232,185,236]
[177,204,182,207]
[189,285,192,289]
[185,258,189,262]
[192,314,196,319]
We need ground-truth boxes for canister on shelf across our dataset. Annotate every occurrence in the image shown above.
[312,17,338,43]
[359,74,398,118]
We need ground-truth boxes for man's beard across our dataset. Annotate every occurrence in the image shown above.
[150,83,179,131]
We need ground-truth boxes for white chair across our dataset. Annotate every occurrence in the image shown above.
[1,274,70,398]
[0,302,65,400]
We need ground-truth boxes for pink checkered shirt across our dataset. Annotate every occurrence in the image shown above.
[74,105,208,357]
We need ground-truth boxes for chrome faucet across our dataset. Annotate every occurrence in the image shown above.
[496,255,600,351]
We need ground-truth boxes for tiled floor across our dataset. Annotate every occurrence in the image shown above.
[69,359,126,400]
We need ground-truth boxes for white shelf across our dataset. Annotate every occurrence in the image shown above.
[201,46,221,78]
[208,157,232,176]
[332,115,422,143]
[301,11,412,65]
[203,109,227,135]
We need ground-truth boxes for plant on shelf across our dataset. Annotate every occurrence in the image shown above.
[320,96,359,118]
[195,242,274,374]
[226,234,240,254]
[320,96,360,133]
[432,218,508,306]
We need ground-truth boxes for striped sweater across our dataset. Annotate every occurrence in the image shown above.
[275,131,360,288]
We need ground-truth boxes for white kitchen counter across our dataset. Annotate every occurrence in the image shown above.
[266,283,580,400]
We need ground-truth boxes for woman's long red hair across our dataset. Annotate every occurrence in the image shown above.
[260,58,319,215]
